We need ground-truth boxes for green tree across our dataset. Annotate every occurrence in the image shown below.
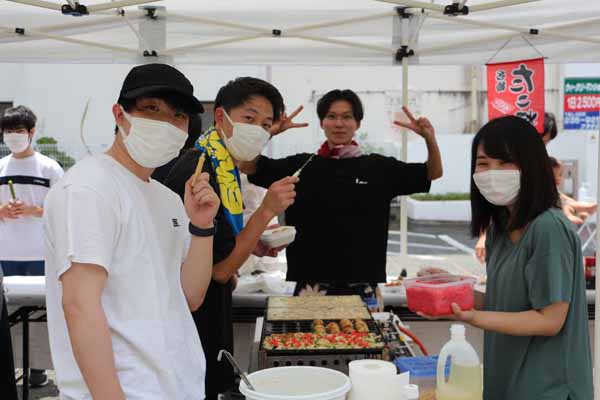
[36,136,76,169]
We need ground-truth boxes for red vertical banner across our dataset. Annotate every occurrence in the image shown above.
[486,58,545,133]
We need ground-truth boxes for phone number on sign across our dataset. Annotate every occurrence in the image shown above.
[565,95,600,111]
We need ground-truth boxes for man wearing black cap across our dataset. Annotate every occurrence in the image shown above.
[43,63,219,400]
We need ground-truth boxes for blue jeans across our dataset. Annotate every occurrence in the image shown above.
[0,261,45,276]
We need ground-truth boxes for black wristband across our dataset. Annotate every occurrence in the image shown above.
[189,222,216,237]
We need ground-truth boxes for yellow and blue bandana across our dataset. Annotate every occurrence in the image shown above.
[195,127,243,235]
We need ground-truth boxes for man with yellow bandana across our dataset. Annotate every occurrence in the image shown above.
[165,77,300,400]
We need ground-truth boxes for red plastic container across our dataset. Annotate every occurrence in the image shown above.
[404,274,476,316]
[584,256,596,280]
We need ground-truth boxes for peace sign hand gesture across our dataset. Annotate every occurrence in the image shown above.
[393,106,435,142]
[270,105,309,136]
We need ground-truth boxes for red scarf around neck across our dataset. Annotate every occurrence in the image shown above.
[317,140,362,159]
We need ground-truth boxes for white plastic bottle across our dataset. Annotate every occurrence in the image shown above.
[402,384,419,400]
[436,324,482,400]
[578,182,590,202]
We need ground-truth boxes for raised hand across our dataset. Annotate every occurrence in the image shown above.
[184,172,220,229]
[270,105,309,136]
[393,106,435,141]
[260,176,299,218]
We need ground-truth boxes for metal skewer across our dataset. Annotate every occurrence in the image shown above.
[292,153,316,178]
[217,349,256,391]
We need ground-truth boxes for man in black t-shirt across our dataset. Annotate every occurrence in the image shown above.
[242,89,443,295]
[165,77,299,400]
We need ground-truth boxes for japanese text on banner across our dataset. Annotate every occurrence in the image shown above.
[487,58,545,133]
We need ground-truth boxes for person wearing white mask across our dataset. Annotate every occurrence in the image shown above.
[474,112,598,263]
[43,63,221,400]
[0,105,63,388]
[164,77,301,399]
[423,116,592,400]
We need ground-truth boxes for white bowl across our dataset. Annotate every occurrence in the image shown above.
[239,366,351,400]
[260,226,296,248]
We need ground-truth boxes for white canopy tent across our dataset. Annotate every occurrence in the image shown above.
[1,0,600,394]
[0,0,599,65]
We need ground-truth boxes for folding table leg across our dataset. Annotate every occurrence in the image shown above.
[22,308,29,400]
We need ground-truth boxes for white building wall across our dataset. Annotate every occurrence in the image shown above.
[0,62,597,196]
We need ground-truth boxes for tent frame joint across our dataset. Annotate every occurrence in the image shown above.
[529,28,539,35]
[272,29,282,37]
[395,6,412,19]
[395,45,414,62]
[443,3,469,16]
[143,50,158,57]
[144,7,157,20]
[61,2,89,17]
[15,27,25,35]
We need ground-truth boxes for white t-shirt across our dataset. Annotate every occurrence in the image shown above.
[0,152,64,261]
[44,154,205,400]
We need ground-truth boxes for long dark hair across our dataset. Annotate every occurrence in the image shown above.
[470,116,559,237]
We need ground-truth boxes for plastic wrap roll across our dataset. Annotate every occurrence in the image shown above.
[348,360,409,400]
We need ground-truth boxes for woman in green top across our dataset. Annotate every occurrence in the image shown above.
[445,116,593,399]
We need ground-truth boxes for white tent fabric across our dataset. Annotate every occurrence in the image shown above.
[0,0,599,65]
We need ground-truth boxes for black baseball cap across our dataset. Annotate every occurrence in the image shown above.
[118,63,204,113]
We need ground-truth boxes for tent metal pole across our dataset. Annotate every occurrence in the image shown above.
[424,12,531,33]
[380,0,538,13]
[5,0,61,11]
[417,33,518,56]
[542,15,600,31]
[538,31,600,46]
[415,15,600,58]
[122,13,152,53]
[400,15,409,259]
[286,11,396,34]
[87,0,163,13]
[400,55,409,258]
[594,122,600,399]
[424,11,600,47]
[166,13,271,34]
[0,26,139,53]
[163,33,267,55]
[376,0,445,13]
[287,33,395,55]
[0,15,136,41]
[265,65,274,159]
[468,0,540,12]
[163,32,396,57]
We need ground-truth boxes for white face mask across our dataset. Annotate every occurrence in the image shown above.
[118,109,188,168]
[473,169,521,206]
[4,133,30,154]
[220,111,270,161]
